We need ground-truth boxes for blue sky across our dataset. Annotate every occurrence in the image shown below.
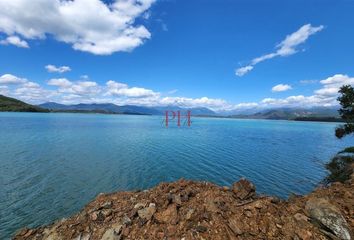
[0,0,353,112]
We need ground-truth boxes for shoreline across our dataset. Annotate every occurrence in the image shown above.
[14,165,353,240]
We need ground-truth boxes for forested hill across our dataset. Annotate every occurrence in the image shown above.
[0,95,48,112]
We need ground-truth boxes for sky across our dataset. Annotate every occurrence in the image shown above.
[0,0,353,112]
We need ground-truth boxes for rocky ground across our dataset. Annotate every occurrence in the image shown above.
[14,166,353,240]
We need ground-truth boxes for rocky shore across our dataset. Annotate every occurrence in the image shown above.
[14,166,353,240]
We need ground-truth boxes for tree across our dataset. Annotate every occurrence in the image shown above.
[335,85,354,138]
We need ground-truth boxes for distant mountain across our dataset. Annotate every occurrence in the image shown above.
[39,102,158,115]
[230,107,339,120]
[0,95,48,112]
[38,102,216,116]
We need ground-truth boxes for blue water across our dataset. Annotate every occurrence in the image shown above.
[0,112,353,239]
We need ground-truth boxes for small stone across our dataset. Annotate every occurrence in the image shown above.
[122,227,130,236]
[101,201,113,209]
[222,186,230,191]
[228,218,243,235]
[185,208,194,220]
[155,204,178,224]
[101,209,112,217]
[295,229,312,240]
[101,229,120,240]
[111,223,123,234]
[205,199,219,213]
[81,233,91,240]
[244,210,252,218]
[232,178,256,200]
[270,197,281,204]
[294,213,308,222]
[157,232,165,238]
[23,229,34,238]
[122,215,131,225]
[138,203,156,220]
[167,225,177,236]
[90,212,98,221]
[181,193,189,202]
[195,225,207,233]
[173,194,182,205]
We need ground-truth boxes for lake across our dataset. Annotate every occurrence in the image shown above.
[0,112,353,239]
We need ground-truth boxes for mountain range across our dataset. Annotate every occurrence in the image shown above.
[38,102,216,116]
[39,102,340,120]
[0,95,341,121]
[230,107,339,120]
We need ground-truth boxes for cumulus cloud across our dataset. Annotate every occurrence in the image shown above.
[48,78,73,88]
[48,78,100,96]
[314,74,354,96]
[106,80,159,98]
[159,96,230,110]
[272,84,292,92]
[235,24,324,76]
[0,35,29,48]
[0,0,155,55]
[45,65,71,73]
[257,74,353,108]
[0,74,27,84]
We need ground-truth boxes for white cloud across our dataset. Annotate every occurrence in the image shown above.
[319,74,354,87]
[167,89,178,94]
[106,80,159,98]
[45,65,71,73]
[235,66,253,77]
[0,0,155,55]
[48,78,100,96]
[0,74,27,84]
[272,84,292,92]
[0,35,29,48]
[235,24,324,76]
[13,81,56,103]
[48,78,73,88]
[159,96,230,110]
[300,79,317,85]
[257,74,353,108]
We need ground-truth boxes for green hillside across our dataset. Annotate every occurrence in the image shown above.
[0,95,48,112]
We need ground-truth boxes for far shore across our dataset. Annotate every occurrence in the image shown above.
[0,110,344,123]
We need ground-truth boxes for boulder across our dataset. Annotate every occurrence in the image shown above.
[305,197,351,240]
[232,178,256,200]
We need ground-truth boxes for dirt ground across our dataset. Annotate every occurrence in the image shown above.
[14,167,353,240]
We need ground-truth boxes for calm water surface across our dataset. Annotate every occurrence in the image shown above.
[0,112,353,239]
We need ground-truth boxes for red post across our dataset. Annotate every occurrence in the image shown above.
[177,111,181,126]
[187,110,191,126]
[165,111,169,127]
